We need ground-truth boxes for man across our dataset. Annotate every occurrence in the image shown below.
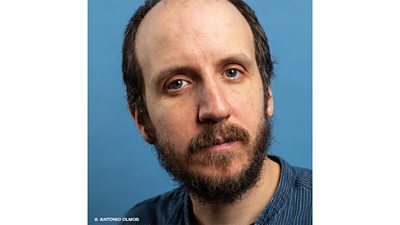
[121,0,311,224]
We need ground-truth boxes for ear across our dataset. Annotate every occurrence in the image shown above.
[266,87,274,117]
[128,100,155,144]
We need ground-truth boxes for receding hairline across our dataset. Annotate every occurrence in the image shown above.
[134,0,256,62]
[135,0,253,45]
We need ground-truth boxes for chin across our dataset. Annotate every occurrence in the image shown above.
[189,156,250,179]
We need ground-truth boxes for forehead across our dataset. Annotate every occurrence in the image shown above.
[135,0,255,81]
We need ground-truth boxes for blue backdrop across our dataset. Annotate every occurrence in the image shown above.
[88,0,311,224]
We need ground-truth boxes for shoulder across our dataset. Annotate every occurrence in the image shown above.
[271,155,312,206]
[291,166,312,190]
[286,163,312,217]
[121,187,187,225]
[270,155,312,191]
[279,158,312,223]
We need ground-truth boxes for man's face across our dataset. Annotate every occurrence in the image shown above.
[134,0,273,203]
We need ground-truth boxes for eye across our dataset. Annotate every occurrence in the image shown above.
[167,79,188,90]
[224,68,241,78]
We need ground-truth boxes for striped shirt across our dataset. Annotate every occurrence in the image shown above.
[122,156,312,225]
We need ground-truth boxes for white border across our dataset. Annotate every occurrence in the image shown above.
[314,0,400,224]
[0,0,87,224]
[1,0,400,224]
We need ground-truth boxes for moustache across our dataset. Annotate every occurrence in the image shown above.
[187,123,250,156]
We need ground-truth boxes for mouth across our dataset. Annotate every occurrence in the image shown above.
[203,136,239,152]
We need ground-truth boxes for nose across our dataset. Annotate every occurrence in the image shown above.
[197,81,231,123]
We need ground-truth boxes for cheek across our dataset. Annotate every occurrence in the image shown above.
[146,97,197,153]
[229,82,265,138]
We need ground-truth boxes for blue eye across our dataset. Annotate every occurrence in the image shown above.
[225,69,239,78]
[168,79,187,90]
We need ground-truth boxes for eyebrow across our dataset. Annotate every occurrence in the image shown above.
[151,53,254,90]
[216,53,253,71]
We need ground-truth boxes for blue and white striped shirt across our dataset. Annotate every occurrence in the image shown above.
[122,156,312,225]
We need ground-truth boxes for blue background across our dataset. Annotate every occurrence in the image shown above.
[88,0,311,224]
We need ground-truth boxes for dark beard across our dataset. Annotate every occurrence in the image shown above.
[153,118,272,205]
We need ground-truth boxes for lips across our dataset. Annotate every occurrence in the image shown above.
[202,136,238,152]
[213,136,229,145]
[199,135,234,148]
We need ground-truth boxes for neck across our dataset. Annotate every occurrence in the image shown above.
[189,157,280,225]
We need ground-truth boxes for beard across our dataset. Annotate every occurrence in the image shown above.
[150,116,272,205]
